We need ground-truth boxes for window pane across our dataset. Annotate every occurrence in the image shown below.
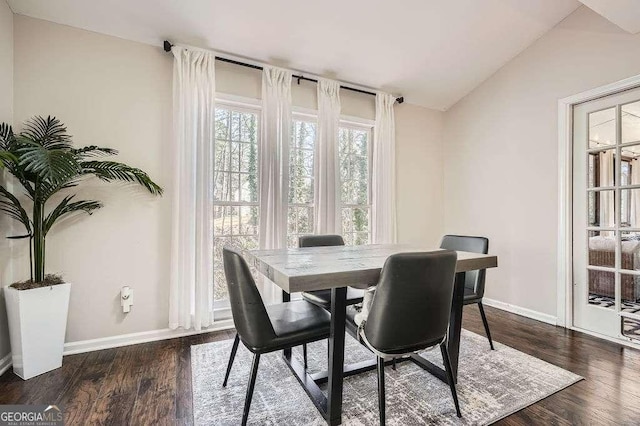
[621,272,640,306]
[620,189,640,228]
[230,142,240,172]
[588,149,614,188]
[622,316,640,340]
[215,109,230,140]
[588,189,614,228]
[589,107,616,149]
[215,139,229,172]
[231,112,241,141]
[620,144,640,185]
[352,208,369,233]
[240,206,259,236]
[214,171,229,202]
[587,270,616,310]
[588,230,616,268]
[240,113,257,143]
[622,101,640,144]
[297,206,314,234]
[213,206,232,236]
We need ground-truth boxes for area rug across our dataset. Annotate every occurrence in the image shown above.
[191,330,582,425]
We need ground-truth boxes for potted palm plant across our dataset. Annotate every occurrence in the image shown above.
[0,116,162,379]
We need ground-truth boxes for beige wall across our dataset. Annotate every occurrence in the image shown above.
[13,15,174,342]
[0,0,13,360]
[396,104,443,246]
[12,15,442,343]
[443,6,640,317]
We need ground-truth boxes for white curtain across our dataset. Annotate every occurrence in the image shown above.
[258,66,292,303]
[371,93,397,244]
[314,78,341,234]
[169,47,216,331]
[600,150,614,232]
[632,159,640,226]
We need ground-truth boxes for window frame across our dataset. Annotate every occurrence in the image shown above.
[210,94,376,315]
[338,118,374,245]
[212,96,262,316]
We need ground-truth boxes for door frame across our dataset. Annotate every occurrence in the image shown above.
[558,73,640,345]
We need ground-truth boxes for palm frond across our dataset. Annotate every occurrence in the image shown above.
[81,160,163,196]
[17,141,80,185]
[0,123,14,150]
[0,185,32,234]
[43,195,103,235]
[72,145,118,158]
[20,116,73,149]
[0,150,16,168]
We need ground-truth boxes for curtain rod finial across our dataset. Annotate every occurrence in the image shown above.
[163,40,173,52]
[396,96,404,104]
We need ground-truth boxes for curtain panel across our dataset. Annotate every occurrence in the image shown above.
[371,93,398,244]
[314,78,342,234]
[169,47,216,330]
[258,66,293,303]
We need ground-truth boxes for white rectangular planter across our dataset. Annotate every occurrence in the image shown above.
[4,283,71,380]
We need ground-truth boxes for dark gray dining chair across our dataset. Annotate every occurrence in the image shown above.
[299,235,366,367]
[299,235,366,309]
[349,250,462,423]
[440,235,493,350]
[221,248,331,426]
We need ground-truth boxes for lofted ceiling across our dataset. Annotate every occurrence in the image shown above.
[577,0,640,34]
[7,0,583,110]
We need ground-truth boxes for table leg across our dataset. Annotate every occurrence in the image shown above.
[282,290,291,358]
[447,271,465,382]
[327,286,347,426]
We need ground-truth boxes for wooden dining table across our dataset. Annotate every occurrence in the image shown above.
[245,244,498,426]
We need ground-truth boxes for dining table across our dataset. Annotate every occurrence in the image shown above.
[244,243,498,426]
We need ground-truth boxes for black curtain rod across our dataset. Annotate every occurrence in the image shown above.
[163,41,404,104]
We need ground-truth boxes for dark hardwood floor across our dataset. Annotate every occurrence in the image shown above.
[1,305,638,425]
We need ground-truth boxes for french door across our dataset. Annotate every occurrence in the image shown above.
[573,87,640,342]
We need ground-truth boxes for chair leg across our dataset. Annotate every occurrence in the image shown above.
[241,353,261,426]
[377,356,386,425]
[303,343,308,369]
[478,302,495,350]
[440,343,461,418]
[391,357,396,371]
[223,333,240,387]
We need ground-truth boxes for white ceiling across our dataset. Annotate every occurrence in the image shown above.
[7,0,582,110]
[578,0,640,34]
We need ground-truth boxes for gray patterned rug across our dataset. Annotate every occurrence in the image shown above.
[191,330,582,425]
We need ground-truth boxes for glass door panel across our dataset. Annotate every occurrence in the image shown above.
[573,88,640,343]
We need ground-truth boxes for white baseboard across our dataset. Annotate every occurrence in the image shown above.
[0,353,11,376]
[482,298,557,326]
[63,319,235,355]
[0,321,235,374]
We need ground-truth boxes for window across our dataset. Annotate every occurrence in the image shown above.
[339,125,371,245]
[288,117,317,247]
[213,105,260,305]
[211,101,372,307]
